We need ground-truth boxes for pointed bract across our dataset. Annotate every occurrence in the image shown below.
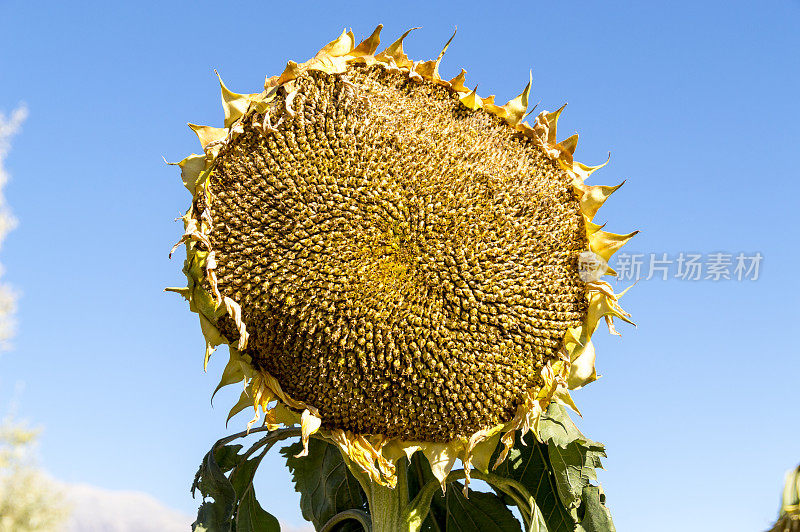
[188,123,227,149]
[416,27,456,80]
[580,181,625,220]
[589,229,640,262]
[449,69,468,92]
[216,71,252,127]
[316,28,355,58]
[352,24,383,57]
[375,27,419,69]
[501,70,533,126]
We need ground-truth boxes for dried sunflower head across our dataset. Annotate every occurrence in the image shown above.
[168,25,636,490]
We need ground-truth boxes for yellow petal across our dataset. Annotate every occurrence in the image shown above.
[483,94,506,118]
[227,388,252,427]
[187,123,227,149]
[543,104,567,144]
[164,286,191,300]
[420,442,461,491]
[494,430,516,469]
[331,430,396,487]
[559,133,578,156]
[589,229,639,262]
[416,28,456,80]
[276,60,303,85]
[375,27,419,69]
[295,409,322,457]
[212,347,248,401]
[316,28,355,58]
[501,70,532,126]
[448,69,468,92]
[585,291,634,341]
[215,71,252,128]
[258,371,308,412]
[580,181,625,220]
[572,153,610,181]
[459,86,483,110]
[469,432,501,473]
[462,426,502,495]
[584,217,604,237]
[553,388,581,416]
[199,313,225,370]
[351,24,383,57]
[204,251,221,305]
[264,74,280,91]
[263,403,301,430]
[562,326,584,356]
[307,54,350,76]
[169,219,213,260]
[567,340,597,390]
[218,296,249,350]
[166,153,208,193]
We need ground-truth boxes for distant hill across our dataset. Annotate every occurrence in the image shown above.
[58,481,313,532]
[60,482,191,532]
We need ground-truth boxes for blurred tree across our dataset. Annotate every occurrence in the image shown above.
[0,106,69,531]
[0,420,69,531]
[0,105,25,350]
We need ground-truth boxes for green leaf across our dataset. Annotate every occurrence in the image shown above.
[491,431,574,532]
[575,486,615,532]
[192,503,216,532]
[444,482,522,532]
[230,454,268,501]
[541,406,606,515]
[539,404,601,450]
[191,446,238,531]
[282,438,367,530]
[546,441,603,512]
[216,444,245,473]
[539,404,615,531]
[236,488,281,532]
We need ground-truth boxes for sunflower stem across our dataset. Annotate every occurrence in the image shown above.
[374,458,408,532]
[363,457,413,532]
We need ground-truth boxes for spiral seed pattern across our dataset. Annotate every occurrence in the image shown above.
[205,64,588,441]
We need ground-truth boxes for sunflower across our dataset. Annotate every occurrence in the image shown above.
[168,24,634,505]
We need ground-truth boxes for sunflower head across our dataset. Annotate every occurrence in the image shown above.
[168,25,635,490]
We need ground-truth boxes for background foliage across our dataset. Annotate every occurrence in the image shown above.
[0,106,69,531]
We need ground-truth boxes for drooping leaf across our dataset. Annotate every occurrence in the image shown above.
[192,503,218,532]
[539,404,614,530]
[216,444,245,473]
[491,431,574,532]
[230,454,267,500]
[547,440,605,513]
[444,482,522,532]
[192,434,290,532]
[191,446,238,531]
[282,439,367,530]
[540,405,606,516]
[236,488,281,532]
[575,486,615,532]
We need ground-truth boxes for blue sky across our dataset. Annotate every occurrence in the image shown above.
[0,1,798,530]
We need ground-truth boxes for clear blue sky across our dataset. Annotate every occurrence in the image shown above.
[1,1,798,530]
